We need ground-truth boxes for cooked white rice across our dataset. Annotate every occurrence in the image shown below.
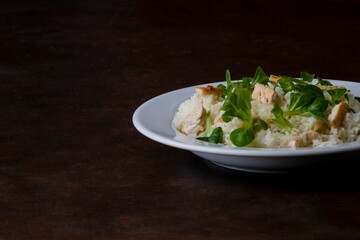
[173,81,360,149]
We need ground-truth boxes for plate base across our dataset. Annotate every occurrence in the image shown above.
[209,161,293,174]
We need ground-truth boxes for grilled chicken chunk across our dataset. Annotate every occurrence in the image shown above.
[328,101,349,128]
[195,86,223,95]
[252,83,276,104]
[269,75,281,84]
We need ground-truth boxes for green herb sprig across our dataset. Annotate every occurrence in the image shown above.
[221,68,268,147]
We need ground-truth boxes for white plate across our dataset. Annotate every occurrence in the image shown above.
[132,80,360,173]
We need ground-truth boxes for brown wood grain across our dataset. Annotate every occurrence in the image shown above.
[1,0,360,239]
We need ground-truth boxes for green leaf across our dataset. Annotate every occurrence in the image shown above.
[287,92,313,112]
[221,81,252,123]
[278,77,296,92]
[327,88,348,105]
[316,77,332,86]
[287,85,322,111]
[225,69,234,94]
[203,112,214,135]
[197,127,224,144]
[251,66,269,86]
[196,112,213,140]
[208,127,223,143]
[235,86,252,122]
[221,92,236,112]
[303,84,324,96]
[221,94,238,122]
[272,104,293,130]
[277,76,307,92]
[305,97,328,120]
[216,83,227,98]
[242,77,252,85]
[301,72,315,82]
[196,136,209,141]
[230,127,255,147]
[345,94,350,104]
[282,83,329,121]
[196,113,224,144]
[225,69,232,86]
[221,110,233,123]
[253,118,268,132]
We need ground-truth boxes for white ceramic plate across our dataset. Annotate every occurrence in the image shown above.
[132,80,360,173]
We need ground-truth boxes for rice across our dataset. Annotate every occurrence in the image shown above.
[172,72,360,149]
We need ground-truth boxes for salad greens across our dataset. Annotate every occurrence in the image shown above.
[221,68,269,146]
[284,84,328,120]
[197,67,351,147]
[327,88,349,105]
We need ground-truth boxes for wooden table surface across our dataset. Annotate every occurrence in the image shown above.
[1,0,360,239]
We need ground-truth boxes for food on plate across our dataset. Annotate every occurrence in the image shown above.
[172,67,360,148]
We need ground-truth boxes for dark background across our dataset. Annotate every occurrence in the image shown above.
[1,0,360,239]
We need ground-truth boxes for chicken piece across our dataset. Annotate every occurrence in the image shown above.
[269,75,281,84]
[328,101,349,128]
[195,86,224,112]
[252,83,276,104]
[195,86,224,96]
[181,104,206,135]
[313,120,330,134]
[313,122,322,132]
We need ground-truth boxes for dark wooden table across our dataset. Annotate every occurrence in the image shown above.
[1,0,360,239]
